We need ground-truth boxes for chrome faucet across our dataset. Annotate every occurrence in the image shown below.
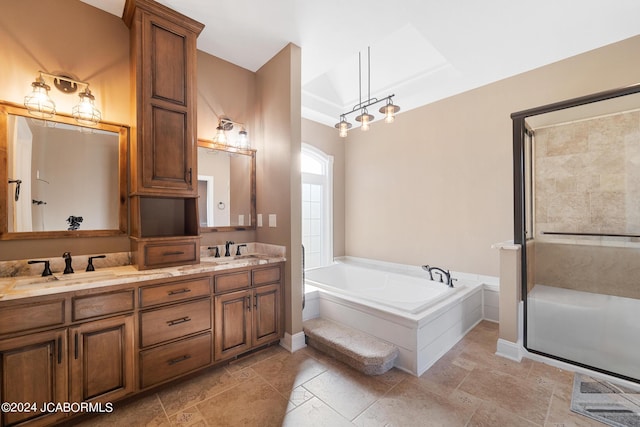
[421,265,455,287]
[62,252,74,274]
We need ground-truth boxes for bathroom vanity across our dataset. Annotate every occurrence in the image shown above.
[0,254,284,426]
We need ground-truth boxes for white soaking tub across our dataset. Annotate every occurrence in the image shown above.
[303,258,486,376]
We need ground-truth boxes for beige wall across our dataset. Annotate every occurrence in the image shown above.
[255,44,303,337]
[342,35,640,278]
[301,118,346,258]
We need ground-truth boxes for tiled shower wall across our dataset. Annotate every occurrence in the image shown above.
[531,110,640,297]
[534,110,640,238]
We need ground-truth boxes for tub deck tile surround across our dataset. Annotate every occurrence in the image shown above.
[303,317,399,375]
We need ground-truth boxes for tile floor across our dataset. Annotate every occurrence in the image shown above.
[76,321,606,426]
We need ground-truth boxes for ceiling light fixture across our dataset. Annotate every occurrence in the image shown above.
[212,118,250,149]
[334,47,400,137]
[24,71,101,126]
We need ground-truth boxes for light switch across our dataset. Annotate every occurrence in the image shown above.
[257,214,263,227]
[269,214,277,228]
[238,214,244,226]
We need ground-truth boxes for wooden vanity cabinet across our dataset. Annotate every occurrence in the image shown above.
[137,275,213,389]
[0,288,135,426]
[69,315,135,404]
[0,329,68,427]
[214,264,283,361]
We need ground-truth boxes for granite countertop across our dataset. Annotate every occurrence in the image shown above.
[0,243,286,301]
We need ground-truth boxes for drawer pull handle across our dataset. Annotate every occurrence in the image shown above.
[246,295,251,311]
[168,354,191,366]
[168,288,191,296]
[163,251,185,256]
[167,316,191,326]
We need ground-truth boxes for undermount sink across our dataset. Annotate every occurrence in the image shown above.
[12,270,117,289]
[200,253,268,265]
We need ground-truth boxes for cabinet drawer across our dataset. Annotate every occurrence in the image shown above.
[140,277,211,308]
[0,299,65,335]
[140,298,211,347]
[252,266,281,286]
[139,332,212,389]
[72,289,135,321]
[143,241,198,268]
[214,270,250,293]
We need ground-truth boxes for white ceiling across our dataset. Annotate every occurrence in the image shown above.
[82,0,640,127]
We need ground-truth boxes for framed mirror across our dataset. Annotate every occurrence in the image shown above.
[197,139,256,232]
[0,101,128,240]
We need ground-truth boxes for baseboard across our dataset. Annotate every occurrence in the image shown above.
[495,338,523,362]
[280,331,306,353]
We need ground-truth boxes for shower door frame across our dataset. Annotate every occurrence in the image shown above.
[511,83,640,383]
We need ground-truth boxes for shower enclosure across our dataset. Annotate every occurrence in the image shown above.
[512,84,640,383]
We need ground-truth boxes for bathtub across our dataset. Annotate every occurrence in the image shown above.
[303,258,492,375]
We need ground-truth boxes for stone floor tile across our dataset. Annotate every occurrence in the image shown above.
[282,397,354,427]
[458,366,554,425]
[353,379,473,427]
[251,348,328,393]
[302,367,390,421]
[196,376,289,426]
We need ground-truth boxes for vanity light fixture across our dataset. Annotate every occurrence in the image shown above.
[24,71,102,126]
[24,74,56,118]
[334,47,400,137]
[213,118,250,149]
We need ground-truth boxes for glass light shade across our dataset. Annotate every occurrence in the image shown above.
[24,78,56,118]
[213,125,227,145]
[334,117,352,138]
[379,101,400,124]
[355,110,374,131]
[72,89,101,126]
[237,129,249,149]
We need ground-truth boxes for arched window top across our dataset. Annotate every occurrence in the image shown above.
[301,144,330,175]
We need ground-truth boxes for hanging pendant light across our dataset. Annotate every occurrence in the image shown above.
[335,47,400,136]
[355,108,374,131]
[334,115,352,138]
[379,99,400,123]
[24,74,56,118]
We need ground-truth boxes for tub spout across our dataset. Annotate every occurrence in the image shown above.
[421,265,455,287]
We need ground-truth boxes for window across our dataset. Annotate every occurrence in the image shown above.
[301,144,333,268]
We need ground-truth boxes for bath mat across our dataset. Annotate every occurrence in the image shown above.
[570,374,640,427]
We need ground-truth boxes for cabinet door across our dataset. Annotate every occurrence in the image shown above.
[0,329,67,427]
[214,290,252,360]
[139,12,197,195]
[69,315,135,404]
[252,284,281,347]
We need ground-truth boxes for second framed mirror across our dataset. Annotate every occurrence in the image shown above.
[197,139,256,232]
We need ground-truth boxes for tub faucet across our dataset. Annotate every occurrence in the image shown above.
[421,265,455,287]
[62,252,74,274]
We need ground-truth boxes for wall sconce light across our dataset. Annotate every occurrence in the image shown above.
[24,71,101,126]
[334,47,400,137]
[213,118,250,149]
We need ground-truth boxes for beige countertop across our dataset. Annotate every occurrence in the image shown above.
[0,253,285,301]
